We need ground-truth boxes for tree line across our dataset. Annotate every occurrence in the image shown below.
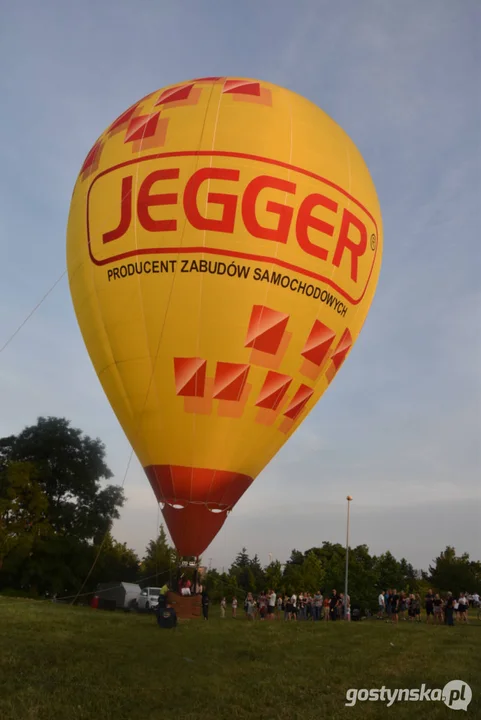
[1,417,479,608]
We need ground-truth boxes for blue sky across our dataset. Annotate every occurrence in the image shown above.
[1,0,480,572]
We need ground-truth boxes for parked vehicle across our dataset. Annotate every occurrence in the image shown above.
[137,587,162,611]
[95,582,141,611]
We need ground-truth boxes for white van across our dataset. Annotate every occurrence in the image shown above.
[137,587,162,611]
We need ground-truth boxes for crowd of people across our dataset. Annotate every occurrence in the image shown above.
[220,589,352,621]
[377,589,478,625]
[215,588,480,625]
[154,584,480,629]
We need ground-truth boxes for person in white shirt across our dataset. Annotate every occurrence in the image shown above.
[378,591,385,619]
[458,593,469,623]
[290,593,298,620]
[268,590,276,619]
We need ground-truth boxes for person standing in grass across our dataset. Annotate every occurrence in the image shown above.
[390,589,399,624]
[298,593,306,621]
[414,594,422,622]
[458,593,469,623]
[433,594,443,624]
[201,589,209,620]
[291,593,299,620]
[385,590,392,622]
[285,595,293,621]
[425,589,435,624]
[276,593,283,619]
[304,593,310,621]
[245,592,255,621]
[313,590,323,621]
[407,594,415,621]
[290,592,297,617]
[329,590,339,621]
[444,592,455,626]
[268,589,276,620]
[258,591,268,620]
[338,593,345,620]
[220,597,226,618]
[454,596,459,617]
[232,596,238,618]
[323,595,330,621]
[398,592,407,621]
[378,590,385,619]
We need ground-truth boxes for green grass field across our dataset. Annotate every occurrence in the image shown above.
[0,598,479,720]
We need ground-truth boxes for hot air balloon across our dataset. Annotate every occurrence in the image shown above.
[66,77,382,559]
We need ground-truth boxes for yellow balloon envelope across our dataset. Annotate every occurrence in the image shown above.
[67,77,382,556]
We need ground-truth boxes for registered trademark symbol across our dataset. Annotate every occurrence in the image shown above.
[370,234,376,251]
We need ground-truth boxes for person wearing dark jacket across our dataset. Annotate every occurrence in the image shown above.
[444,593,455,626]
[201,590,209,620]
[156,602,177,629]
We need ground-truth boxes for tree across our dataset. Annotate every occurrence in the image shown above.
[428,546,480,595]
[287,549,304,565]
[283,562,303,595]
[300,551,325,593]
[140,525,176,587]
[265,560,283,592]
[304,542,346,591]
[90,532,140,586]
[0,417,124,541]
[231,547,250,569]
[229,547,256,592]
[346,545,378,611]
[0,461,51,571]
[5,534,93,597]
[373,551,407,592]
[249,554,265,592]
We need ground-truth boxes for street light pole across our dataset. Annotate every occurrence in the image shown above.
[344,495,352,620]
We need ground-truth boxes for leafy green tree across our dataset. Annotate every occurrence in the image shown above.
[346,545,378,611]
[139,525,176,587]
[0,461,51,572]
[0,417,124,541]
[283,562,303,595]
[306,542,346,591]
[287,549,304,565]
[470,561,481,589]
[399,558,417,588]
[265,560,283,592]
[373,551,406,591]
[232,547,250,569]
[249,553,265,592]
[428,546,480,595]
[91,532,140,585]
[300,551,325,593]
[229,547,256,592]
[11,535,95,596]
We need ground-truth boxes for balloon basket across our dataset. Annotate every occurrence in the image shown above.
[166,591,202,619]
